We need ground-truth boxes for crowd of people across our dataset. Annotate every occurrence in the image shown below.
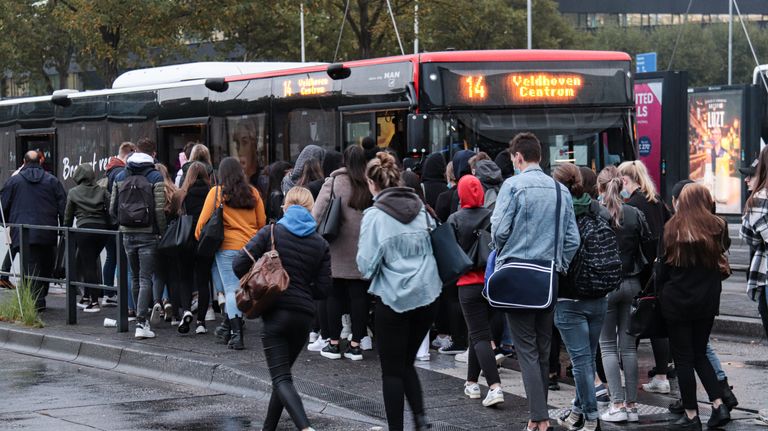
[2,130,765,431]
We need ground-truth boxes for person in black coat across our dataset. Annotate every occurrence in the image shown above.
[422,153,447,210]
[233,187,331,431]
[0,151,66,310]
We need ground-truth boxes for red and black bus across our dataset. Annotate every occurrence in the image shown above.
[0,50,635,187]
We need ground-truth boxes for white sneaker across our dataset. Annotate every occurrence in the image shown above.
[758,408,768,425]
[600,405,628,422]
[77,298,89,309]
[641,376,671,394]
[149,303,163,326]
[360,336,373,351]
[432,335,451,349]
[627,407,639,423]
[178,310,193,334]
[340,314,352,340]
[195,323,208,334]
[204,306,216,321]
[135,322,156,339]
[416,353,431,362]
[83,302,101,313]
[455,349,469,363]
[307,337,328,352]
[217,292,226,306]
[101,296,118,307]
[309,331,319,343]
[482,387,504,407]
[464,382,481,399]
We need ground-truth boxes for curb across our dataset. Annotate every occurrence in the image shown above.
[713,315,767,341]
[0,324,384,428]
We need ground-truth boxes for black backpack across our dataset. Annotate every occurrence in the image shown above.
[117,173,155,228]
[567,205,623,298]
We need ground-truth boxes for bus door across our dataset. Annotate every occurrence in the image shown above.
[341,111,407,157]
[16,128,57,175]
[156,118,208,175]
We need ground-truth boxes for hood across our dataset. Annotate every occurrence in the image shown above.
[277,205,317,237]
[290,145,325,183]
[19,164,45,183]
[457,175,484,209]
[126,152,156,174]
[452,150,474,180]
[474,160,503,186]
[73,164,96,185]
[105,157,125,173]
[494,150,515,179]
[422,153,446,182]
[374,187,423,224]
[573,193,592,217]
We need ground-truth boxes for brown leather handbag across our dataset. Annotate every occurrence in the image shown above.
[236,224,290,318]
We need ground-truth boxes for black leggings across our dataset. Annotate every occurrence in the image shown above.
[261,308,314,431]
[177,250,212,322]
[376,300,437,431]
[327,278,369,342]
[759,288,768,340]
[74,225,108,301]
[458,284,501,386]
[650,337,671,375]
[667,317,723,410]
[549,325,562,375]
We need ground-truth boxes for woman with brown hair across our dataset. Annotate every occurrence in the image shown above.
[658,183,730,430]
[171,162,212,334]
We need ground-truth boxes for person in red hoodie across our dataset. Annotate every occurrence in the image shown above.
[447,175,504,408]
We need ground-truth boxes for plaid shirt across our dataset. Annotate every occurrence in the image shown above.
[741,189,768,301]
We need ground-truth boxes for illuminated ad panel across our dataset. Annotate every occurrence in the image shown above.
[421,61,631,108]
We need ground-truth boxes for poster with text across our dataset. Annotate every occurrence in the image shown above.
[688,89,743,214]
[635,80,663,190]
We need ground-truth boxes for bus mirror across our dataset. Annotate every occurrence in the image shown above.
[407,114,429,153]
[606,128,626,157]
[327,63,351,80]
[51,94,71,107]
[205,78,229,93]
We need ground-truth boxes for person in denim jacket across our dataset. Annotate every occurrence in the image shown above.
[490,133,580,431]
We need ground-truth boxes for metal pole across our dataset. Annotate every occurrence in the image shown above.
[728,0,733,85]
[527,0,532,49]
[414,0,419,54]
[300,2,306,63]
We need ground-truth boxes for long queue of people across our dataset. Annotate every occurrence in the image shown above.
[0,131,746,431]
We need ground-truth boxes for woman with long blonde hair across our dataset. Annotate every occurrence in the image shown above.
[617,160,672,394]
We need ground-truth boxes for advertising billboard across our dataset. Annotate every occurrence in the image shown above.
[688,89,743,214]
[635,80,663,190]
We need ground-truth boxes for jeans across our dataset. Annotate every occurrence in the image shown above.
[600,277,640,404]
[123,233,158,322]
[376,300,437,431]
[555,298,608,421]
[214,249,241,318]
[211,259,225,294]
[705,343,726,381]
[458,284,500,386]
[506,307,555,422]
[667,317,723,410]
[261,308,314,431]
[103,235,117,288]
[327,278,369,342]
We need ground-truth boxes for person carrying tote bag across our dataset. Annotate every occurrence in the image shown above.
[487,133,580,431]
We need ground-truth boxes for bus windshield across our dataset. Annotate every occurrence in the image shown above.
[425,108,634,171]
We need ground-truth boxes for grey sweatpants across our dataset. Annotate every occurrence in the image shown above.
[506,307,554,422]
[599,277,641,404]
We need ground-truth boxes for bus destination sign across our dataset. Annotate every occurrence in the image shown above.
[461,73,585,103]
[281,77,330,97]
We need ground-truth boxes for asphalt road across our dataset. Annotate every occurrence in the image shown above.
[0,350,380,431]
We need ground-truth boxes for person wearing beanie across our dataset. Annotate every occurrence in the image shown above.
[282,145,325,194]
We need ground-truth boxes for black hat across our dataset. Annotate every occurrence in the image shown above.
[739,159,758,177]
[671,179,694,201]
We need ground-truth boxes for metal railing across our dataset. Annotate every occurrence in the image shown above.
[0,223,129,332]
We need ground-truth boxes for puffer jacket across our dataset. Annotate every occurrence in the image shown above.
[64,164,109,228]
[312,168,371,279]
[233,205,331,317]
[109,152,167,234]
[447,175,491,286]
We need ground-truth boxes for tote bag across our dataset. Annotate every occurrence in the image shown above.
[197,186,225,257]
[483,177,561,309]
[158,214,195,254]
[427,213,473,284]
[317,177,342,242]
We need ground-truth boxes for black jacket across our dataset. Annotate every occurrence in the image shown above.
[422,153,447,209]
[183,180,210,224]
[448,207,491,254]
[615,204,652,277]
[1,164,66,247]
[233,224,331,317]
[434,187,458,223]
[626,191,670,263]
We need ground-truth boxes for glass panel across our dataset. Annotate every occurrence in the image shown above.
[227,113,268,179]
[285,109,337,160]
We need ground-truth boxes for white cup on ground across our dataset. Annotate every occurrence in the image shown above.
[103,318,117,328]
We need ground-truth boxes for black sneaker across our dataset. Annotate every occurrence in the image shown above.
[669,399,685,415]
[344,344,363,361]
[178,311,193,334]
[706,404,731,428]
[438,342,467,355]
[83,302,101,313]
[320,343,342,359]
[549,374,560,391]
[672,414,702,430]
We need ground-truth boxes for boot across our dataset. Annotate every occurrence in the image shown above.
[215,314,231,344]
[720,378,739,411]
[228,316,244,350]
[706,404,731,428]
[414,413,432,430]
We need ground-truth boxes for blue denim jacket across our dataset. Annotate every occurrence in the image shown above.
[490,165,580,272]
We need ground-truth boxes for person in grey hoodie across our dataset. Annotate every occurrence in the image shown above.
[64,164,110,312]
[473,159,503,210]
[282,145,325,194]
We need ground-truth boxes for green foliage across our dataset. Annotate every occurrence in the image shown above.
[0,278,44,328]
